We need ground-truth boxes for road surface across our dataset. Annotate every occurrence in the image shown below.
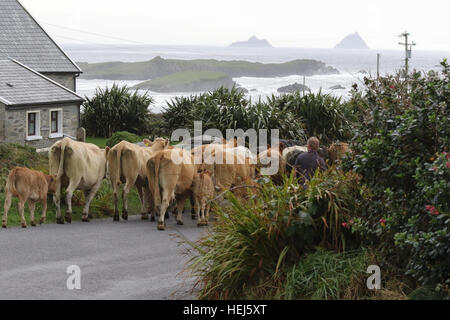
[0,214,205,300]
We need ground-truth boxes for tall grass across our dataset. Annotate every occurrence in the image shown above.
[185,170,365,299]
[282,249,369,300]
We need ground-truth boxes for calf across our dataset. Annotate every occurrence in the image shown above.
[192,170,215,226]
[2,167,56,228]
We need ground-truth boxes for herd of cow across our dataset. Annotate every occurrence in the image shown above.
[1,137,349,230]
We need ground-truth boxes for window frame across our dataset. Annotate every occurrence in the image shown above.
[49,108,64,139]
[26,110,42,141]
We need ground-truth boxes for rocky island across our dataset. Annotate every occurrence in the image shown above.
[78,56,339,81]
[334,32,369,49]
[230,35,273,48]
[277,83,310,93]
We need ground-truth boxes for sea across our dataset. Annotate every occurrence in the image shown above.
[63,44,450,113]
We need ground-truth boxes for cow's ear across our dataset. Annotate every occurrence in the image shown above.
[105,147,110,157]
[279,142,286,152]
[164,139,169,147]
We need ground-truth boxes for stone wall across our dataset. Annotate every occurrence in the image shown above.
[41,73,77,92]
[1,103,80,149]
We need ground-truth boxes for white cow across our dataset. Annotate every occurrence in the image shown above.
[49,138,107,224]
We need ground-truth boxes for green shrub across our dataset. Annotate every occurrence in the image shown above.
[163,86,306,140]
[185,170,365,299]
[344,60,450,290]
[81,84,154,138]
[267,92,351,144]
[105,131,142,148]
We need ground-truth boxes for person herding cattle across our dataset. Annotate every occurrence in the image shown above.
[2,167,56,228]
[294,137,327,181]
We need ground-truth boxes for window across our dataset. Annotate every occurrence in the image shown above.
[49,109,63,138]
[28,113,36,136]
[51,111,58,133]
[26,111,41,141]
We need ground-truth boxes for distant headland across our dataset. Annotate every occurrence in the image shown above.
[78,57,339,93]
[230,36,273,48]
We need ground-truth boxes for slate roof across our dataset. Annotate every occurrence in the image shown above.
[0,0,81,73]
[0,58,84,107]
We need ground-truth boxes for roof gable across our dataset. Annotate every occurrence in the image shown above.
[0,0,81,73]
[0,58,84,106]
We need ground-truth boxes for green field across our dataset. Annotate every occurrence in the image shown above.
[86,136,108,148]
[132,71,234,92]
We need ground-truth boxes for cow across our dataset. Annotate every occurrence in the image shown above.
[201,149,254,196]
[147,148,197,230]
[2,167,56,228]
[192,170,215,227]
[257,146,286,184]
[328,143,351,164]
[105,138,169,222]
[49,138,107,224]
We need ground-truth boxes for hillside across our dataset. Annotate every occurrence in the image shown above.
[132,71,237,92]
[77,56,339,80]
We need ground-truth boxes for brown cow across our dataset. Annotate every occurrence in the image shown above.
[201,149,253,195]
[192,170,214,227]
[2,167,56,228]
[328,143,350,164]
[147,149,196,230]
[105,138,169,222]
[257,146,286,184]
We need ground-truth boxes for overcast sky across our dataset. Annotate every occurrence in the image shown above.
[20,0,450,51]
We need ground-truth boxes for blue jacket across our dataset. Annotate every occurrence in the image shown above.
[294,151,327,180]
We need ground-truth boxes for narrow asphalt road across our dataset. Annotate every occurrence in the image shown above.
[0,214,206,300]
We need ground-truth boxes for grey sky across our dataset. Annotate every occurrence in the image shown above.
[20,0,450,51]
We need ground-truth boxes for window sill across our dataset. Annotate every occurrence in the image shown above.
[49,133,64,139]
[26,135,43,141]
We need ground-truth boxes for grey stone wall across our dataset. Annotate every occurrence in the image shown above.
[41,73,77,92]
[2,103,80,149]
[0,103,5,143]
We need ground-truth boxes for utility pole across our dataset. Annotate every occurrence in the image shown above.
[377,53,381,80]
[398,31,416,78]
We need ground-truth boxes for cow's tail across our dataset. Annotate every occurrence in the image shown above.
[147,152,163,209]
[56,140,68,181]
[6,168,19,197]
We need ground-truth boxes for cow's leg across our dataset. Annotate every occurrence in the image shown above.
[54,181,64,224]
[40,198,47,225]
[65,178,81,224]
[18,198,27,228]
[157,196,170,231]
[122,179,136,221]
[175,194,189,226]
[83,190,93,219]
[29,201,37,227]
[136,180,149,221]
[190,193,196,220]
[82,181,102,222]
[194,198,202,227]
[2,190,13,228]
[200,200,207,226]
[112,182,120,222]
[205,203,211,226]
